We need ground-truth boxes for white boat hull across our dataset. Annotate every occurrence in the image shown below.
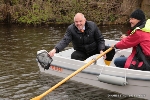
[37,39,150,99]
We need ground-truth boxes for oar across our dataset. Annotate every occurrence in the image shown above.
[31,47,113,100]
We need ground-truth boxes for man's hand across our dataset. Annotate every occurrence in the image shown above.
[100,50,106,59]
[48,49,56,57]
[111,45,115,48]
[120,34,127,40]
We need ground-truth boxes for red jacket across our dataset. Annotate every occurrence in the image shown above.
[115,29,150,68]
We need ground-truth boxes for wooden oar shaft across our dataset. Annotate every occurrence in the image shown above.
[31,47,113,100]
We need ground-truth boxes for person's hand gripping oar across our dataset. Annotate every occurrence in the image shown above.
[31,47,113,100]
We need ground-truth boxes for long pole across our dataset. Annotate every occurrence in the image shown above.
[31,47,113,100]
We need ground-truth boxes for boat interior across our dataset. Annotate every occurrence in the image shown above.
[55,39,132,67]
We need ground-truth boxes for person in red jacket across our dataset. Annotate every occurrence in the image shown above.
[112,9,150,71]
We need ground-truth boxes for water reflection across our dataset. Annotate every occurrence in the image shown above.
[100,24,130,40]
[0,24,144,100]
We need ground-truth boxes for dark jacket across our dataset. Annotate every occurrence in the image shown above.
[55,21,105,55]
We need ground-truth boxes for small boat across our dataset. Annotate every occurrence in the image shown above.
[37,39,150,99]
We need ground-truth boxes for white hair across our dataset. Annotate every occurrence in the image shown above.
[74,13,85,21]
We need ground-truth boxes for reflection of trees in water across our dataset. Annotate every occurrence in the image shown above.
[99,24,130,40]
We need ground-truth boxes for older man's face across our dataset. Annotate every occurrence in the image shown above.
[129,18,140,28]
[74,16,86,30]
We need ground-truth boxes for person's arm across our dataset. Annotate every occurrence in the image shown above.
[100,50,106,59]
[120,30,132,40]
[55,29,72,52]
[49,27,72,57]
[48,49,56,57]
[120,34,127,40]
[115,31,141,49]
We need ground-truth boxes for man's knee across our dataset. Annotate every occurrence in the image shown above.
[71,51,87,61]
[114,58,118,66]
[114,57,127,68]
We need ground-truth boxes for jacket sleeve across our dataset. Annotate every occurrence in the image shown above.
[54,27,72,53]
[94,24,105,51]
[115,30,141,49]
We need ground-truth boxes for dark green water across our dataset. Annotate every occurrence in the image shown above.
[0,24,145,100]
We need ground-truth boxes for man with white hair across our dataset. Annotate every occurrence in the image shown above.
[49,13,105,61]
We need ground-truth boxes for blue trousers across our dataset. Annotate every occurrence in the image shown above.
[114,57,127,68]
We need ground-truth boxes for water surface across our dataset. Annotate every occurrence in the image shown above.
[0,24,145,100]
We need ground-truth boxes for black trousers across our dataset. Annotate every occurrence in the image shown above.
[71,46,115,61]
[71,51,91,61]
